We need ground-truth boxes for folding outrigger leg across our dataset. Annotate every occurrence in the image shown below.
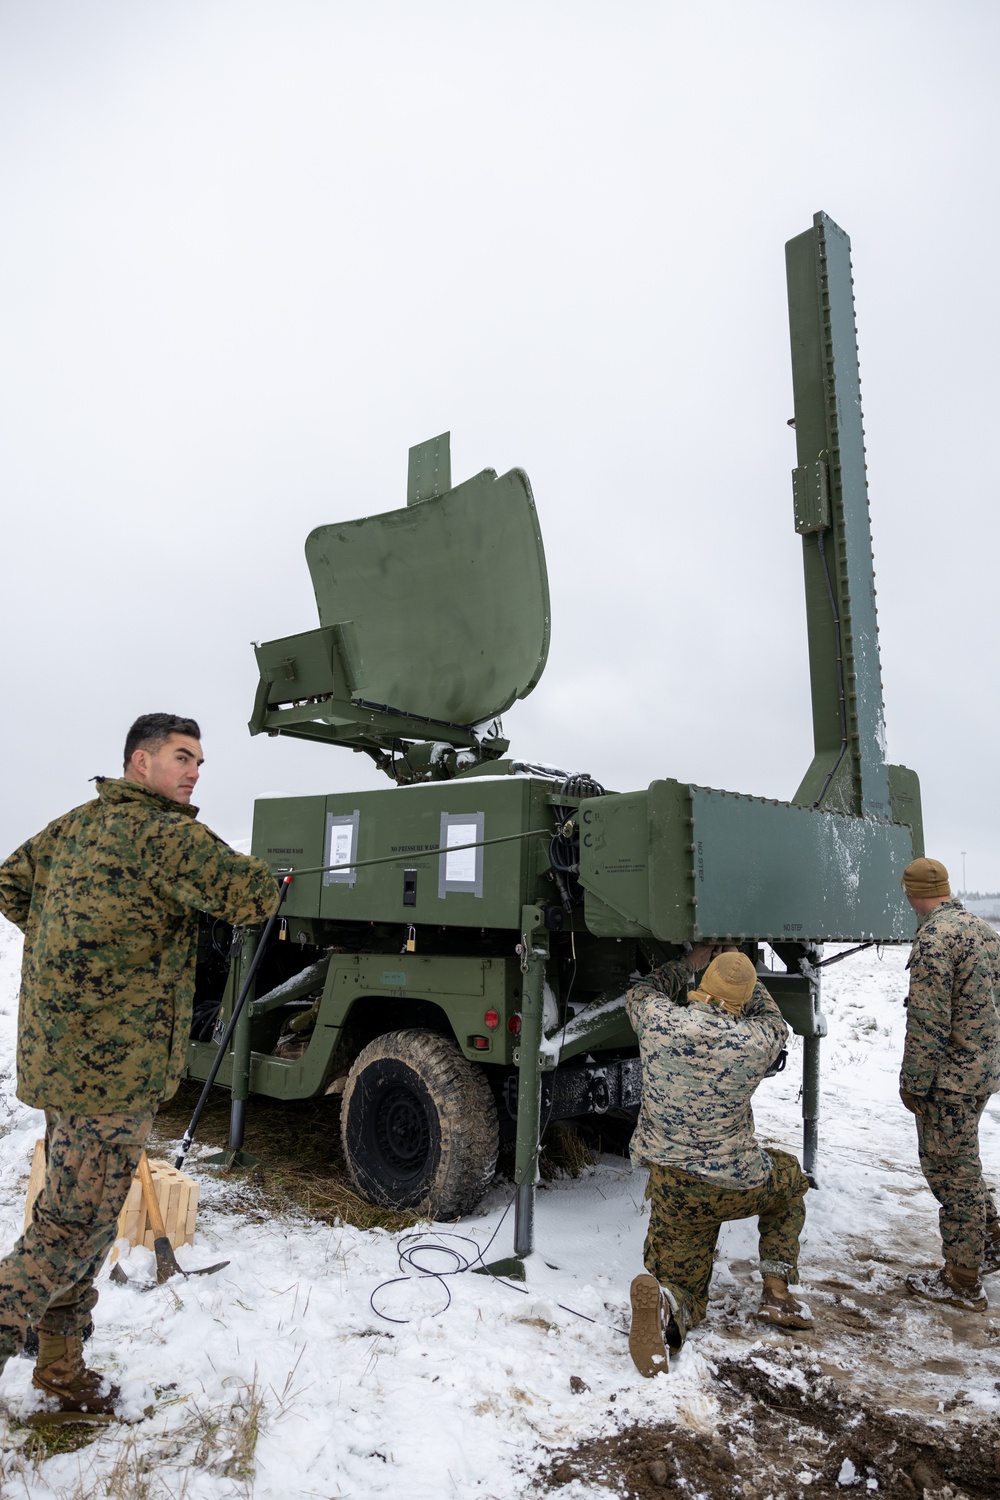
[767,942,828,1188]
[479,904,549,1280]
[202,927,261,1169]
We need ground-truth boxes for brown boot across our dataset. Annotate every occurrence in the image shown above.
[757,1274,814,1330]
[30,1333,121,1424]
[628,1274,672,1377]
[904,1261,988,1312]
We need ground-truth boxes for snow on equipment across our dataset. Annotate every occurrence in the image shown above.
[183,213,922,1266]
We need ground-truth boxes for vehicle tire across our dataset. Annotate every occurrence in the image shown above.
[340,1029,499,1218]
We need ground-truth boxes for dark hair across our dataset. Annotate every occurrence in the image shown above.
[123,713,201,771]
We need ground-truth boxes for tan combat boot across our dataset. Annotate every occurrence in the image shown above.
[904,1261,988,1312]
[628,1274,688,1376]
[30,1333,121,1423]
[628,1274,670,1376]
[757,1274,814,1330]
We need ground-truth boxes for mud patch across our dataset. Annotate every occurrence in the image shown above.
[539,1346,1000,1498]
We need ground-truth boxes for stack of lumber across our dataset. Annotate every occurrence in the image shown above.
[23,1142,199,1252]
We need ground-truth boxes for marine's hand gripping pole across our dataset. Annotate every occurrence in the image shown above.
[174,874,293,1170]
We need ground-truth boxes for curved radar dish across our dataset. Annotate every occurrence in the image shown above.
[249,433,550,780]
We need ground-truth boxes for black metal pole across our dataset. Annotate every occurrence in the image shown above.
[174,876,292,1169]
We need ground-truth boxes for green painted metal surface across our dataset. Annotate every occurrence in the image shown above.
[186,948,528,1099]
[407,431,451,505]
[579,778,915,943]
[684,786,912,942]
[252,776,555,929]
[786,213,895,818]
[305,440,549,725]
[249,433,549,773]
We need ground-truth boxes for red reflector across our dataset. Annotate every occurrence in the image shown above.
[508,1014,522,1036]
[472,1035,490,1049]
[484,1009,500,1030]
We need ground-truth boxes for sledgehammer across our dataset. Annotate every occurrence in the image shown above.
[137,1153,229,1285]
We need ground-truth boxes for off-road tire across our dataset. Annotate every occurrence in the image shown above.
[340,1029,499,1218]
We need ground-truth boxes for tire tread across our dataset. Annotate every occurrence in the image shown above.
[341,1028,499,1219]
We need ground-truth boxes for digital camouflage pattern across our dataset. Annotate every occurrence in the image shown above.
[914,1091,999,1270]
[900,899,1000,1098]
[0,777,279,1112]
[644,1151,808,1333]
[0,1109,152,1363]
[625,958,788,1188]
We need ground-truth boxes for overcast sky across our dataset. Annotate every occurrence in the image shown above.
[2,1,998,891]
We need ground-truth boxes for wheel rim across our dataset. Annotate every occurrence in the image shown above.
[373,1083,431,1176]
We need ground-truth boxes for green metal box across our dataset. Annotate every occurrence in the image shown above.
[579,778,915,943]
[252,775,555,929]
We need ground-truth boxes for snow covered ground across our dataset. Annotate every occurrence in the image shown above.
[0,916,997,1498]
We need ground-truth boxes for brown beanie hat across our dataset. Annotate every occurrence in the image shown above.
[692,952,758,1016]
[901,857,950,899]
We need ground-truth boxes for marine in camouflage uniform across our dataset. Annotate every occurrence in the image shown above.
[625,949,811,1375]
[0,714,279,1417]
[897,858,1000,1312]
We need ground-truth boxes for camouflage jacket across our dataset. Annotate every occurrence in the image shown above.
[625,958,787,1188]
[900,899,1000,1098]
[0,777,279,1112]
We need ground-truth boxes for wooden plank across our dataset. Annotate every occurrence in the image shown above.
[23,1139,46,1229]
[184,1182,199,1247]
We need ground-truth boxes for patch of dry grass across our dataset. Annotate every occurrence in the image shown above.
[1,1376,277,1500]
[538,1121,596,1181]
[151,1082,421,1233]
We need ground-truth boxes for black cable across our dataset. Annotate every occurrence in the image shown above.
[370,1199,516,1321]
[548,775,606,909]
[368,1195,628,1336]
[390,737,417,784]
[211,920,232,960]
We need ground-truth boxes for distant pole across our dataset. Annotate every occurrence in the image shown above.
[961,851,967,894]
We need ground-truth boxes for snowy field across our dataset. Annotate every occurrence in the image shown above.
[0,915,998,1498]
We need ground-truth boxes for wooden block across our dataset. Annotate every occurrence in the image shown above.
[23,1139,47,1230]
[115,1158,199,1252]
[165,1179,181,1244]
[184,1182,199,1248]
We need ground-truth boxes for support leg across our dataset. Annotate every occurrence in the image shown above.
[204,931,260,1168]
[802,1034,821,1186]
[478,905,547,1279]
[513,905,547,1258]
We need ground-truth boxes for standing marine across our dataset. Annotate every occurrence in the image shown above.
[0,713,279,1420]
[898,857,1000,1311]
[625,947,812,1376]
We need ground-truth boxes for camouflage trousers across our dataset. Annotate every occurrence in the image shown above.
[914,1091,999,1270]
[644,1149,809,1334]
[0,1109,153,1368]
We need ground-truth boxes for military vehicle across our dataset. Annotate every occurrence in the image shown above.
[185,212,922,1256]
